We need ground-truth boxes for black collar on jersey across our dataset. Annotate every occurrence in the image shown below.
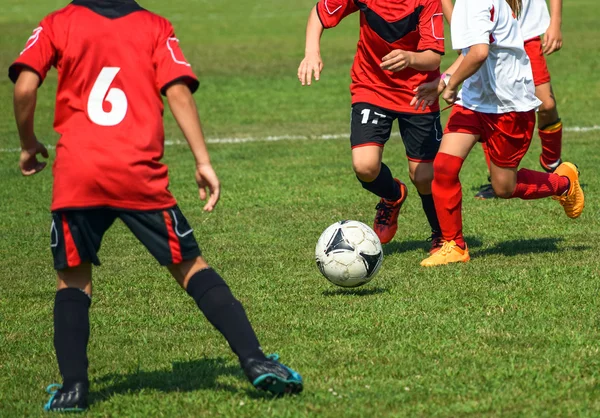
[71,0,144,19]
[354,0,424,44]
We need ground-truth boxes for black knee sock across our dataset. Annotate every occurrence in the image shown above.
[186,268,265,363]
[54,288,91,387]
[419,192,441,235]
[358,163,400,201]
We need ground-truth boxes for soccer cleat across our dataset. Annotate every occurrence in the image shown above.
[427,233,445,255]
[43,382,88,412]
[373,179,408,244]
[474,183,496,200]
[540,156,562,173]
[243,354,303,395]
[552,162,584,219]
[420,240,470,267]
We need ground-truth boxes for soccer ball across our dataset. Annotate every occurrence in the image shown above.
[315,220,383,288]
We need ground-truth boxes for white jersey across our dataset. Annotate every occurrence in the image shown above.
[451,0,541,114]
[520,0,551,41]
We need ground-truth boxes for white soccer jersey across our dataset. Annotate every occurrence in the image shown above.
[451,0,542,114]
[520,0,551,41]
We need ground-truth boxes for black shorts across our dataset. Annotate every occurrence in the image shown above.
[51,206,201,270]
[350,102,442,162]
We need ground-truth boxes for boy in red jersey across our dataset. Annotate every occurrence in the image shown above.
[442,0,565,199]
[298,0,446,253]
[413,0,583,267]
[10,0,302,411]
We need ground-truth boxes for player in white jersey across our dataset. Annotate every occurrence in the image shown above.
[443,0,565,199]
[412,0,583,267]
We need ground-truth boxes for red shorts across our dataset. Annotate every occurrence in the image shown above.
[445,105,536,168]
[524,36,551,86]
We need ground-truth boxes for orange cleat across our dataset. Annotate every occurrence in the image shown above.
[428,234,445,255]
[552,162,584,219]
[420,240,470,267]
[373,179,408,244]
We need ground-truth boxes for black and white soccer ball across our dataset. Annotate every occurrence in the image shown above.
[315,220,383,288]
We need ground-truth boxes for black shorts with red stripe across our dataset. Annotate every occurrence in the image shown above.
[51,206,201,270]
[350,102,442,163]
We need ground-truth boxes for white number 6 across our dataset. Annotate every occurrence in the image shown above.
[87,67,128,127]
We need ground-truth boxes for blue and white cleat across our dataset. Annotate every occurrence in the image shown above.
[43,382,88,412]
[243,354,303,395]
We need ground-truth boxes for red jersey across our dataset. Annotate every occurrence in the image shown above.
[9,0,199,211]
[316,0,445,113]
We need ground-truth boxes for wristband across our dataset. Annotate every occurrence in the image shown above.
[441,73,452,86]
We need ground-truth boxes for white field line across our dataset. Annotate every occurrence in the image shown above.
[1,125,599,153]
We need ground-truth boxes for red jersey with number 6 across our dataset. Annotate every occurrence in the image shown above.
[316,0,444,113]
[9,0,198,211]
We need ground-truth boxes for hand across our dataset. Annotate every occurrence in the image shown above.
[543,24,563,55]
[411,78,446,111]
[380,50,413,72]
[442,87,458,105]
[20,139,48,176]
[195,163,220,212]
[298,53,324,86]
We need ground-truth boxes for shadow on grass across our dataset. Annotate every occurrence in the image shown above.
[472,237,591,258]
[384,236,483,255]
[322,287,389,297]
[91,357,278,404]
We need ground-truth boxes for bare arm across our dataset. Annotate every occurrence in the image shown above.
[298,6,325,86]
[441,0,454,24]
[443,44,488,103]
[166,82,220,211]
[543,0,563,55]
[14,69,48,176]
[380,50,442,72]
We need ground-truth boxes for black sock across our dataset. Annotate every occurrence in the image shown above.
[186,268,265,363]
[419,192,441,236]
[358,163,400,201]
[54,288,91,387]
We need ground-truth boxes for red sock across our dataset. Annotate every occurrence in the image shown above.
[432,153,466,249]
[481,142,492,172]
[539,120,562,165]
[511,168,570,200]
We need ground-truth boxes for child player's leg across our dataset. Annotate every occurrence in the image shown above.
[350,103,407,245]
[119,207,302,395]
[44,264,92,412]
[168,257,302,395]
[536,82,563,172]
[420,131,479,267]
[352,145,407,245]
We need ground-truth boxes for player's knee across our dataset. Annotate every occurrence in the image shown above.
[409,169,433,189]
[353,161,380,182]
[169,256,210,288]
[433,157,455,183]
[491,181,515,199]
[538,96,557,115]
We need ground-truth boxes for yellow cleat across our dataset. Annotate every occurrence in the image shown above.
[420,240,470,267]
[552,162,584,219]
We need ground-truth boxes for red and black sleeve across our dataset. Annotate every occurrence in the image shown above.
[8,17,57,86]
[417,0,445,55]
[153,20,199,96]
[316,0,359,29]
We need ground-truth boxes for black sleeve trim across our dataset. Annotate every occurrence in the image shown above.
[160,75,199,96]
[8,63,44,86]
[417,48,446,56]
[315,2,327,28]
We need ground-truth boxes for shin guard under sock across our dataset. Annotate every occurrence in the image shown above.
[186,268,265,363]
[357,163,401,201]
[511,168,570,199]
[432,153,466,249]
[54,288,91,387]
[539,120,563,166]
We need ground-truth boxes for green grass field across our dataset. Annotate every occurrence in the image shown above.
[1,0,600,416]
